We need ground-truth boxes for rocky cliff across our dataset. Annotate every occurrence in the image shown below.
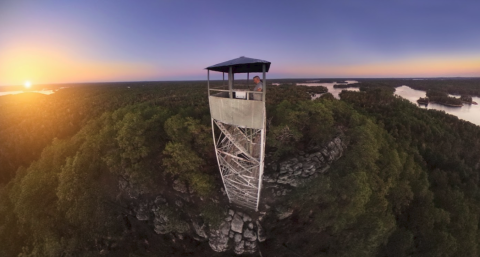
[123,136,346,255]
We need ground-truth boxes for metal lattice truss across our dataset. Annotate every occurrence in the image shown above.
[212,119,266,211]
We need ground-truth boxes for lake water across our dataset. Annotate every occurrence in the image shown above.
[0,89,56,96]
[293,82,480,127]
[394,85,480,127]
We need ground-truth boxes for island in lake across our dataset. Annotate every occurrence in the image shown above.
[417,97,429,106]
[426,89,463,107]
[416,91,479,107]
[461,95,478,105]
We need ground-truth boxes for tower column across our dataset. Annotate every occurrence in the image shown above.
[228,66,233,98]
[262,64,266,102]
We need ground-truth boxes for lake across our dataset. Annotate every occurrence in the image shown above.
[394,85,480,127]
[294,82,480,127]
[0,89,56,96]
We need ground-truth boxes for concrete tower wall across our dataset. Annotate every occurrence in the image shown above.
[209,96,265,129]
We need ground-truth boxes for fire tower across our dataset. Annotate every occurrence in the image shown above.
[206,57,270,211]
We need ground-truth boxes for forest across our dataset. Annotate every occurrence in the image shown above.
[1,78,480,256]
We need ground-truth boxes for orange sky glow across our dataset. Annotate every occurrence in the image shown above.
[0,44,160,86]
[2,47,479,86]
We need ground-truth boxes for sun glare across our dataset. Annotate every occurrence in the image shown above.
[24,80,31,88]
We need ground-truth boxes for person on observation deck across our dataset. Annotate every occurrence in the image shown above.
[252,76,263,101]
[253,76,263,92]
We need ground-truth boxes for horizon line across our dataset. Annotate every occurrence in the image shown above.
[1,76,480,87]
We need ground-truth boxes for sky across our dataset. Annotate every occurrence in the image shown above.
[1,0,479,85]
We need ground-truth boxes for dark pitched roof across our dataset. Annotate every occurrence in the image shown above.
[206,56,271,73]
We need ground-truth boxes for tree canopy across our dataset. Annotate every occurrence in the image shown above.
[1,79,480,256]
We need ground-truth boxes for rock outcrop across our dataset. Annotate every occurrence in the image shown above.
[264,136,345,196]
[124,136,346,255]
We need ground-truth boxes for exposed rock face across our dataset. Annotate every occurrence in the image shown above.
[204,208,268,254]
[276,206,294,220]
[119,179,141,199]
[135,202,150,221]
[152,208,170,234]
[152,205,189,236]
[264,136,346,198]
[192,220,207,240]
[172,179,188,194]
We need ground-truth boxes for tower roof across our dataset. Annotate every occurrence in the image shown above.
[206,56,271,73]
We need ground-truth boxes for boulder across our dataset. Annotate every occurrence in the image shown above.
[192,220,207,239]
[243,228,257,241]
[256,221,266,242]
[244,240,258,254]
[234,233,243,243]
[242,213,252,222]
[220,220,231,235]
[234,240,245,255]
[208,221,230,252]
[231,214,244,233]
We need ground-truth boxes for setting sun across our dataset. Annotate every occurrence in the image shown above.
[24,80,31,88]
